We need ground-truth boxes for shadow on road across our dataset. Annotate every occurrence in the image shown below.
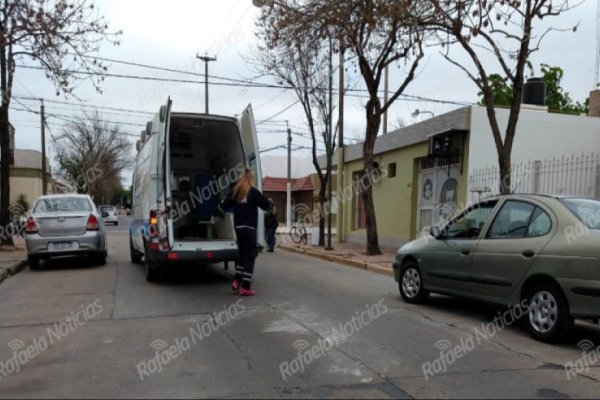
[133,262,234,288]
[32,255,105,272]
[408,294,600,348]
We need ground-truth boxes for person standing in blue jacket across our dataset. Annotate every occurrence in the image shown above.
[212,169,273,296]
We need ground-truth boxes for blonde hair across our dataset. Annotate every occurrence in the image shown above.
[232,168,254,202]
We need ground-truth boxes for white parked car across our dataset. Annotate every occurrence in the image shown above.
[99,205,119,226]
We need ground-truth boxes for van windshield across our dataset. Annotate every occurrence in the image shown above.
[560,198,600,230]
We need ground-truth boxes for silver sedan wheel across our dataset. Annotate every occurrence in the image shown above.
[402,268,421,299]
[529,291,558,334]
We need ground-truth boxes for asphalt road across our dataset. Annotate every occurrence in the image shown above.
[0,215,599,398]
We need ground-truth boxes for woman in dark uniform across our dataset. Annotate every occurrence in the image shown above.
[212,169,273,296]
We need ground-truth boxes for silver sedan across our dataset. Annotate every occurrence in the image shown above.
[25,194,107,269]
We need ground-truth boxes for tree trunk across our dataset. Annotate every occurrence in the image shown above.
[0,40,13,246]
[363,97,382,256]
[0,104,13,246]
[499,151,512,195]
[318,194,326,246]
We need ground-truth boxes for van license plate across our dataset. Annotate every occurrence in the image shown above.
[48,242,79,251]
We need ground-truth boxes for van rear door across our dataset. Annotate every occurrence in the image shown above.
[240,105,265,248]
[161,98,174,249]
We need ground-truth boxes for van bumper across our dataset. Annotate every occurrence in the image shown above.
[146,247,239,265]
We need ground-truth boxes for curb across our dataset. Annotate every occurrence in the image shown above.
[279,245,393,277]
[0,260,27,285]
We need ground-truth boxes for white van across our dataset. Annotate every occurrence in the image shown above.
[129,99,264,282]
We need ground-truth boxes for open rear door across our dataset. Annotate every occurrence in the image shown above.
[240,104,265,248]
[160,98,174,249]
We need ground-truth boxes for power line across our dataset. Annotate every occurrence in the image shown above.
[17,64,286,90]
[17,63,473,107]
[11,107,145,128]
[14,95,154,116]
[37,104,150,119]
[256,101,300,126]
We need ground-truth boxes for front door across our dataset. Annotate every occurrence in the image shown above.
[470,199,554,299]
[240,105,265,248]
[422,200,499,294]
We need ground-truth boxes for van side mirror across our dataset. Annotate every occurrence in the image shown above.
[430,225,442,239]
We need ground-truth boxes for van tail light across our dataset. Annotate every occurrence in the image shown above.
[86,214,100,231]
[26,217,38,234]
[149,210,159,238]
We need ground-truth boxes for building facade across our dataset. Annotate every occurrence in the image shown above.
[10,149,52,210]
[330,100,600,248]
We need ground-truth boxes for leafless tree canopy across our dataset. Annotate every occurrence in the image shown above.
[254,7,338,245]
[0,0,120,244]
[52,111,133,204]
[419,0,578,193]
[260,0,425,255]
[1,0,121,97]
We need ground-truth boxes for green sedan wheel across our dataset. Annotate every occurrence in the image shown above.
[400,262,430,304]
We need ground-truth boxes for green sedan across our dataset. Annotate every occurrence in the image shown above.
[393,194,600,342]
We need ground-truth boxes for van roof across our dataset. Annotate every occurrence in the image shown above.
[170,112,238,124]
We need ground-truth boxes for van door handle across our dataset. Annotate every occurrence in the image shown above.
[522,249,535,258]
[460,249,470,256]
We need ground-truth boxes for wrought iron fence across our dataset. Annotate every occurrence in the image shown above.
[469,153,600,202]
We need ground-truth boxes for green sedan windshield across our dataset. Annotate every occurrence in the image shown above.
[560,198,600,230]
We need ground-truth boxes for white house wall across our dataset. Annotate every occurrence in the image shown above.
[467,106,600,195]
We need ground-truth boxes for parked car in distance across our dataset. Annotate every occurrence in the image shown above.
[393,194,600,342]
[25,194,107,269]
[99,205,119,226]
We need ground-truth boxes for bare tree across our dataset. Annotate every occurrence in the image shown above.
[420,0,577,194]
[254,4,338,246]
[0,0,121,244]
[265,1,425,255]
[52,111,133,203]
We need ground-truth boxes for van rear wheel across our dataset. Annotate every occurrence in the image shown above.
[130,237,142,264]
[144,243,161,283]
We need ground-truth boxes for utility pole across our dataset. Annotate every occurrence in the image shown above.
[196,54,217,114]
[336,37,345,243]
[40,100,47,195]
[286,123,292,230]
[326,35,334,251]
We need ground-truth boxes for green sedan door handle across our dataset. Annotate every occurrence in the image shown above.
[460,249,470,256]
[522,249,535,258]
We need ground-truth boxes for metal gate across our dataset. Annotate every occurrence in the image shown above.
[417,159,461,236]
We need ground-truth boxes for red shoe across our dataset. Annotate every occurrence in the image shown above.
[231,281,240,293]
[239,288,256,297]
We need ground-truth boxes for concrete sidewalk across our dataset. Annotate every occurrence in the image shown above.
[278,236,397,277]
[0,236,27,284]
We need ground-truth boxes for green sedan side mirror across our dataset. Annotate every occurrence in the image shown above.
[430,225,442,239]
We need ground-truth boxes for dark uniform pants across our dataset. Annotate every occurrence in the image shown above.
[235,227,257,290]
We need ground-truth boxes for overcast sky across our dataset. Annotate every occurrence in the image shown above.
[10,0,599,180]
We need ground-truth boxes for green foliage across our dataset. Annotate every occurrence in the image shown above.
[479,64,588,114]
[478,74,513,107]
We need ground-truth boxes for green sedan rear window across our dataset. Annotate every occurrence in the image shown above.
[560,198,600,230]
